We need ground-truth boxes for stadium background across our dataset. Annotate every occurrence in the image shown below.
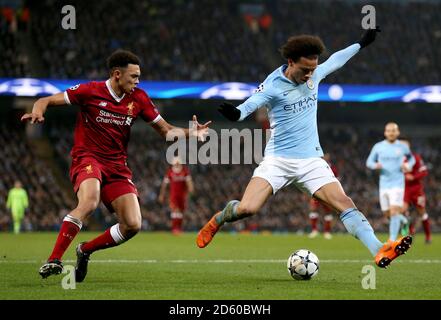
[1,0,440,235]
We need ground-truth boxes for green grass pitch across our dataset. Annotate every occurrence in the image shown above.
[1,232,440,300]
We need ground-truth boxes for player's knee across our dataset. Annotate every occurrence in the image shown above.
[237,202,259,216]
[77,196,100,214]
[122,218,142,235]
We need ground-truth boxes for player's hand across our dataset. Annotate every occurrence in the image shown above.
[190,115,211,142]
[405,173,415,181]
[218,102,241,121]
[358,26,381,49]
[401,163,411,173]
[375,163,383,170]
[158,194,165,204]
[20,112,45,124]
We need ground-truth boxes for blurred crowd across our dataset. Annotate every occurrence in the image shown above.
[2,122,440,234]
[0,123,74,231]
[0,0,437,84]
[0,5,30,77]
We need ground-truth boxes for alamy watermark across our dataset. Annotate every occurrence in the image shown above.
[361,265,376,289]
[361,5,376,30]
[61,5,76,30]
[61,265,76,289]
[166,123,270,165]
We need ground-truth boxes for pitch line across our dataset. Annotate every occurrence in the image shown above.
[1,259,441,264]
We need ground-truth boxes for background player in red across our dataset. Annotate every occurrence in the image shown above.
[308,153,338,239]
[158,156,194,234]
[400,138,431,243]
[21,50,211,281]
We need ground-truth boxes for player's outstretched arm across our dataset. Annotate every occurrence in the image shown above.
[218,102,241,121]
[151,115,211,142]
[316,26,381,80]
[219,84,273,122]
[358,26,381,49]
[20,92,67,124]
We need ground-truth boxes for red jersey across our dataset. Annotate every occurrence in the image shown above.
[330,164,338,178]
[164,166,191,203]
[405,153,428,190]
[64,80,161,163]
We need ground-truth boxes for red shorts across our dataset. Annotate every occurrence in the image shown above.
[169,196,187,212]
[309,198,332,213]
[70,156,138,212]
[404,186,426,209]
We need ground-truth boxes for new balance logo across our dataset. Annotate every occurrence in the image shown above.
[99,101,107,107]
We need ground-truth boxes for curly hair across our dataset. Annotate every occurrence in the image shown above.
[280,35,326,62]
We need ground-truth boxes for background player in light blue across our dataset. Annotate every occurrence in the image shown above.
[197,27,413,268]
[366,122,415,241]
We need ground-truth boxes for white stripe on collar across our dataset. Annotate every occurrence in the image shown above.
[106,79,125,102]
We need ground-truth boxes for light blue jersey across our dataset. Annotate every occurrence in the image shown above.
[366,140,415,189]
[237,43,360,159]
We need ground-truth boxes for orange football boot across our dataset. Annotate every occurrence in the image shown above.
[197,215,220,248]
[375,235,412,268]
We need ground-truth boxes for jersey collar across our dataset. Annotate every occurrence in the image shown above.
[279,65,299,86]
[106,79,125,102]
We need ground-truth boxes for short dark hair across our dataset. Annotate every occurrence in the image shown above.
[107,50,140,71]
[280,35,325,62]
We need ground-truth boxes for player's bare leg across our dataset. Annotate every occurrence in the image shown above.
[197,177,272,248]
[75,193,141,282]
[314,181,411,268]
[39,178,100,279]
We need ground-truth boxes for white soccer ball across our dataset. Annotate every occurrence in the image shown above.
[287,249,319,280]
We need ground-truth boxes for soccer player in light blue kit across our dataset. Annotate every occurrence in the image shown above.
[197,27,413,268]
[366,122,415,241]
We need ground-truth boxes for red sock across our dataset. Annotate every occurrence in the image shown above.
[409,222,415,235]
[81,224,125,254]
[48,216,81,261]
[172,218,183,233]
[422,215,431,241]
[310,217,318,231]
[171,212,183,233]
[324,220,332,233]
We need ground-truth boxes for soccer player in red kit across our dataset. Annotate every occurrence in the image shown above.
[21,50,211,281]
[308,153,338,239]
[158,157,194,234]
[401,138,431,243]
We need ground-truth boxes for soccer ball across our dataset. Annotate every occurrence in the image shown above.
[287,249,319,280]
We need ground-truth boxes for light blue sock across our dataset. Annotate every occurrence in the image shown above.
[389,215,402,241]
[399,214,408,225]
[215,200,241,225]
[340,208,383,256]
